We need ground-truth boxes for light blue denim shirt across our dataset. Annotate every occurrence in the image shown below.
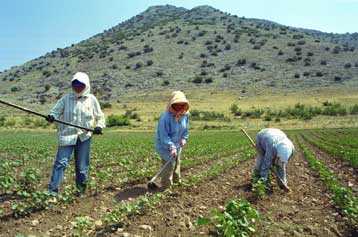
[256,128,294,180]
[155,111,189,160]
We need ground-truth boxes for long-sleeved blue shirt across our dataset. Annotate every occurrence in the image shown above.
[155,111,189,160]
[256,128,294,179]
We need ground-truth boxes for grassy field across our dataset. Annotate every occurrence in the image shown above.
[1,87,358,131]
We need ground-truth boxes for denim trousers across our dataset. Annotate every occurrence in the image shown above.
[254,154,287,184]
[49,137,91,194]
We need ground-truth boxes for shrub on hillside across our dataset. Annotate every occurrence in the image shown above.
[316,72,323,77]
[204,78,213,83]
[192,76,203,84]
[146,60,153,66]
[332,46,341,54]
[344,63,352,68]
[236,59,246,66]
[11,87,19,92]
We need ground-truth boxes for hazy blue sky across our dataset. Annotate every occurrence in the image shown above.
[1,0,357,71]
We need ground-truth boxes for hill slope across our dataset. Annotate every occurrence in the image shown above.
[0,5,357,104]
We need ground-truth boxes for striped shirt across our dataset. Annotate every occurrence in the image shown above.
[50,93,105,146]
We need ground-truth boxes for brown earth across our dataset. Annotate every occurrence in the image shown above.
[0,140,356,237]
[110,140,354,237]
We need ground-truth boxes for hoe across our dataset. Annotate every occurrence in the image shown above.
[147,149,181,190]
[241,128,291,192]
[0,99,98,133]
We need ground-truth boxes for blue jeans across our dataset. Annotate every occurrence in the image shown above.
[254,154,287,184]
[49,138,91,194]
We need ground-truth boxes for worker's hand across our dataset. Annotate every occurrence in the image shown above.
[46,115,55,123]
[93,127,103,135]
[180,139,186,147]
[170,147,177,157]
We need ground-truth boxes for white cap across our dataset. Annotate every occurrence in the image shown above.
[276,139,294,163]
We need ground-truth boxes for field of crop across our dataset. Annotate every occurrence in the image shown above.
[0,128,357,237]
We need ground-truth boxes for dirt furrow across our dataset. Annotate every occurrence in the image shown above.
[112,140,352,237]
[301,136,358,195]
[0,150,250,237]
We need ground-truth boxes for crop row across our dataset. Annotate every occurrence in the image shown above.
[301,132,358,167]
[297,136,358,225]
[0,130,252,218]
[309,129,358,149]
[99,148,256,235]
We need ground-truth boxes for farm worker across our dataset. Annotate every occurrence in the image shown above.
[155,91,189,189]
[253,128,294,188]
[46,72,105,195]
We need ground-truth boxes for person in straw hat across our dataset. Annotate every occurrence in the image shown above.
[155,91,189,189]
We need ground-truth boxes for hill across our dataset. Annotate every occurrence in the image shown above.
[0,5,358,104]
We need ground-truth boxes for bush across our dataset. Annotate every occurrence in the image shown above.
[125,110,141,121]
[134,62,143,70]
[322,103,347,116]
[230,104,242,116]
[344,63,352,68]
[316,72,323,77]
[190,110,228,121]
[146,60,153,66]
[11,87,19,92]
[350,104,358,114]
[334,76,342,82]
[192,76,203,84]
[0,115,5,126]
[143,47,153,53]
[204,78,213,83]
[106,115,130,127]
[332,46,341,54]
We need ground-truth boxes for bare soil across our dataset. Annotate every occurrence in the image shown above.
[1,141,357,237]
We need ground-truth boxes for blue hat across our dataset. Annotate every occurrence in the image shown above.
[72,79,85,88]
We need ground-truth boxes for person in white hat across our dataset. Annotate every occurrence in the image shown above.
[46,72,105,195]
[155,91,189,189]
[253,128,294,188]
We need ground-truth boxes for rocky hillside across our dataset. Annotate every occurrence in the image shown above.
[0,5,357,104]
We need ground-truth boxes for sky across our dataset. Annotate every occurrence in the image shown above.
[1,0,357,72]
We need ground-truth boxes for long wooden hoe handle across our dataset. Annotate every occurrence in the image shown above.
[240,128,291,192]
[0,99,96,132]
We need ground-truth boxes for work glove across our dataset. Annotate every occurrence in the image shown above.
[93,127,103,135]
[180,139,186,147]
[170,146,177,157]
[46,115,55,123]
